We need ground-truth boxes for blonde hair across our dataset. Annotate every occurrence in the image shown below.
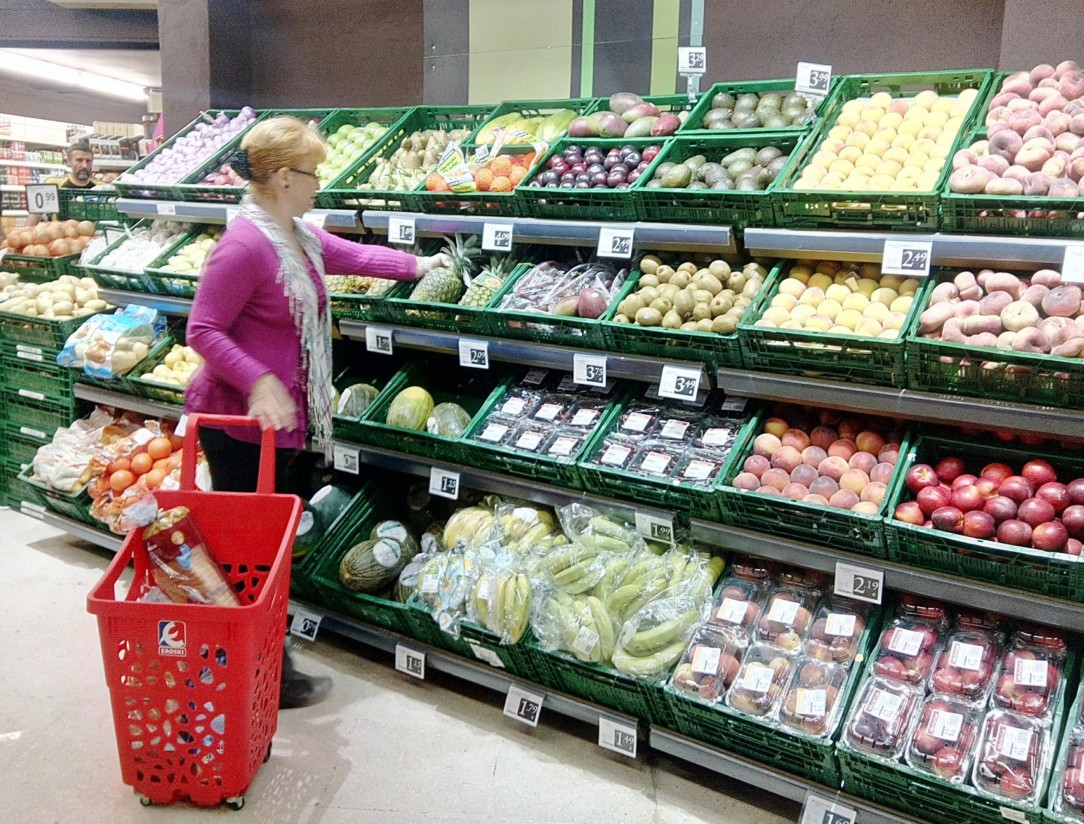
[240,116,326,185]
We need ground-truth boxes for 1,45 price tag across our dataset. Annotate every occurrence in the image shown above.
[834,561,884,605]
[365,326,394,355]
[504,684,544,727]
[573,353,607,388]
[598,717,638,758]
[800,793,858,824]
[598,227,634,259]
[388,216,416,246]
[429,466,461,500]
[1062,244,1084,284]
[459,338,490,369]
[395,644,426,680]
[882,240,933,277]
[795,61,833,97]
[658,364,702,401]
[482,223,514,252]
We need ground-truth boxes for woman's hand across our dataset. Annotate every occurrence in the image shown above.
[416,252,452,279]
[248,373,297,432]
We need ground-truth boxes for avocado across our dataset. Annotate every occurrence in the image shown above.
[682,154,707,172]
[755,146,783,166]
[660,163,692,188]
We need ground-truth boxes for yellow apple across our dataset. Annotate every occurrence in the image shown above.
[870,92,895,110]
[867,174,896,190]
[825,283,852,303]
[829,158,856,177]
[799,286,826,305]
[839,145,864,164]
[845,131,871,150]
[879,112,904,131]
[763,306,790,326]
[828,125,852,141]
[856,277,880,296]
[855,119,879,137]
[861,105,886,123]
[875,159,903,178]
[856,317,883,337]
[836,109,862,128]
[866,137,892,157]
[883,311,907,331]
[891,133,916,150]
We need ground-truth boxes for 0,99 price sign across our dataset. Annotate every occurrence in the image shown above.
[25,184,60,215]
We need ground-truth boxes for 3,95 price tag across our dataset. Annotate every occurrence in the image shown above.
[677,46,707,76]
[598,717,638,758]
[882,240,933,277]
[394,644,426,680]
[459,338,490,369]
[635,511,675,545]
[429,466,461,500]
[365,325,394,355]
[573,353,607,388]
[800,793,858,824]
[1062,244,1084,284]
[289,607,322,642]
[26,183,60,215]
[504,685,544,727]
[598,227,634,259]
[388,216,416,246]
[795,61,833,97]
[658,364,702,401]
[482,222,514,252]
[834,561,884,604]
[333,442,361,474]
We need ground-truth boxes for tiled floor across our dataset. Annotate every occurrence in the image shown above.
[0,508,799,824]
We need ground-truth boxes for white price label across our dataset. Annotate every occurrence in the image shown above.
[692,645,722,675]
[795,61,833,96]
[547,436,578,457]
[882,240,933,277]
[677,46,707,76]
[682,459,716,481]
[658,365,702,401]
[458,338,489,369]
[995,725,1033,761]
[888,628,923,657]
[721,396,749,413]
[225,206,240,225]
[622,412,652,433]
[289,607,322,642]
[479,422,509,443]
[640,451,672,475]
[660,419,690,440]
[634,511,675,545]
[572,625,600,657]
[304,211,328,229]
[504,685,544,727]
[742,662,775,694]
[482,222,514,252]
[867,687,905,723]
[25,183,60,214]
[534,403,563,421]
[767,597,800,627]
[834,561,884,604]
[365,325,394,355]
[420,573,439,594]
[1013,658,1048,687]
[597,226,635,259]
[394,644,426,679]
[332,442,361,474]
[429,466,461,500]
[17,389,45,401]
[598,717,638,758]
[570,408,599,427]
[825,613,857,638]
[800,793,858,824]
[515,430,544,451]
[701,427,732,447]
[502,397,527,416]
[573,353,607,388]
[929,708,963,742]
[601,443,632,466]
[717,597,748,625]
[388,216,416,246]
[469,643,505,668]
[796,688,828,718]
[522,368,548,385]
[155,202,177,216]
[949,641,985,672]
[1061,245,1084,284]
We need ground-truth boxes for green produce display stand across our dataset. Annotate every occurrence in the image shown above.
[680,78,836,136]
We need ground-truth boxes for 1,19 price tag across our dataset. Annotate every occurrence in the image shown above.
[25,183,60,215]
[635,511,675,545]
[482,222,514,252]
[504,684,544,727]
[834,561,884,604]
[598,227,635,259]
[429,466,461,500]
[677,46,707,76]
[394,644,426,680]
[795,61,833,97]
[573,353,607,388]
[882,240,933,277]
[598,717,638,758]
[365,325,394,355]
[333,442,361,474]
[800,793,858,824]
[658,364,702,401]
[388,216,416,246]
[289,607,322,642]
[1062,244,1084,284]
[459,338,490,369]
[155,202,177,216]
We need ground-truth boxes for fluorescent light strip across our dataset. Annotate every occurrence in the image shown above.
[0,49,147,102]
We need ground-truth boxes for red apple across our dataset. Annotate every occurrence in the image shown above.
[931,506,965,533]
[906,464,940,494]
[983,495,1018,524]
[974,477,999,498]
[1018,497,1057,528]
[998,476,1035,504]
[895,501,925,525]
[962,510,997,539]
[997,519,1033,546]
[952,473,979,489]
[1022,459,1058,487]
[917,484,953,516]
[1068,477,1084,506]
[935,456,968,483]
[1067,538,1083,556]
[1037,481,1071,514]
[1032,521,1070,552]
[982,462,1015,484]
[1062,505,1084,539]
[951,484,986,513]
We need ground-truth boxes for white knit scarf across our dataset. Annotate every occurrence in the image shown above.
[239,196,334,459]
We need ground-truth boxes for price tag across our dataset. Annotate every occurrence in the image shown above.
[17,389,45,401]
[716,598,748,625]
[825,613,857,637]
[515,430,544,451]
[1001,808,1030,824]
[796,688,828,718]
[1061,244,1084,284]
[547,436,579,457]
[25,183,59,214]
[388,216,416,246]
[800,793,858,824]
[601,443,632,466]
[692,645,722,675]
[660,419,690,440]
[597,226,635,259]
[882,239,933,277]
[522,368,548,385]
[834,561,884,604]
[767,597,800,627]
[365,325,394,355]
[429,466,461,500]
[573,353,607,388]
[458,338,489,369]
[949,641,985,671]
[867,687,905,723]
[1014,658,1048,687]
[504,684,544,727]
[304,211,328,229]
[888,628,923,657]
[701,427,732,447]
[658,365,702,401]
[742,662,774,694]
[394,644,426,680]
[634,511,675,545]
[720,396,749,413]
[289,607,322,642]
[677,46,707,76]
[598,717,638,758]
[469,643,505,668]
[929,708,963,742]
[482,222,514,252]
[479,422,509,443]
[534,403,562,421]
[332,442,361,474]
[795,61,833,97]
[996,726,1033,761]
[155,202,177,216]
[225,206,240,226]
[682,459,716,481]
[570,408,599,427]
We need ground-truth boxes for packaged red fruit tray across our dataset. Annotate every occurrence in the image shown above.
[725,643,793,719]
[930,629,1000,703]
[972,709,1050,805]
[956,608,1007,636]
[896,593,951,627]
[844,676,923,761]
[904,695,981,784]
[706,575,768,638]
[991,643,1063,720]
[754,586,818,652]
[872,617,941,686]
[779,657,848,738]
[1055,734,1084,823]
[670,626,746,704]
[804,596,872,666]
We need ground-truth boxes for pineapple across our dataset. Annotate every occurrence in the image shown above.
[326,275,375,295]
[458,255,516,309]
[409,234,481,307]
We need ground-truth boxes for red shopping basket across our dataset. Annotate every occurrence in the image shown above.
[86,415,301,809]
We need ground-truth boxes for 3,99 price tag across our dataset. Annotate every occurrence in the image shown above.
[365,326,393,355]
[795,61,833,97]
[598,227,634,259]
[573,353,607,388]
[504,685,544,727]
[333,442,361,475]
[482,223,514,252]
[394,644,426,680]
[459,338,490,369]
[658,364,702,401]
[388,216,416,246]
[882,240,933,277]
[635,511,675,545]
[834,561,884,604]
[598,717,638,758]
[26,183,60,215]
[800,793,858,824]
[1062,244,1084,284]
[429,466,461,500]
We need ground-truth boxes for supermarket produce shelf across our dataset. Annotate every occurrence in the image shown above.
[360,210,736,253]
[97,288,191,316]
[745,227,1076,267]
[716,368,1084,442]
[115,198,360,231]
[39,510,121,552]
[337,319,711,386]
[73,383,182,419]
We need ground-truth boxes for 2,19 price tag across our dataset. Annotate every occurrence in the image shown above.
[482,222,514,252]
[388,216,416,246]
[598,227,635,259]
[429,466,461,500]
[289,607,322,642]
[459,338,490,369]
[598,717,638,758]
[365,325,394,355]
[1062,244,1084,284]
[677,46,707,76]
[394,644,426,680]
[834,561,884,604]
[800,793,858,824]
[25,183,60,215]
[155,202,177,216]
[882,240,933,277]
[635,511,675,545]
[573,353,607,388]
[658,364,702,401]
[504,684,544,727]
[333,442,361,475]
[795,61,833,97]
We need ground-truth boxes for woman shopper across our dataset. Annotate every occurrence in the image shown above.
[184,116,449,708]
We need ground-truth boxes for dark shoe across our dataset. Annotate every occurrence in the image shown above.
[280,673,332,709]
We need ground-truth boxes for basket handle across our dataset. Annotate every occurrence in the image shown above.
[180,414,277,494]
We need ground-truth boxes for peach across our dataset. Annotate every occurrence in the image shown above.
[855,430,886,455]
[763,417,789,438]
[870,462,896,485]
[802,445,829,467]
[761,468,791,491]
[781,428,812,451]
[861,481,888,505]
[852,501,880,515]
[783,483,810,500]
[828,439,858,460]
[818,456,851,482]
[849,451,879,474]
[837,419,861,441]
[771,446,804,473]
[809,476,840,498]
[743,454,771,478]
[733,472,761,490]
[840,468,871,494]
[754,433,782,457]
[878,443,901,464]
[756,485,782,496]
[829,489,861,509]
[810,426,838,450]
[803,494,830,506]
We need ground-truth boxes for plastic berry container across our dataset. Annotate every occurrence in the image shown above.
[991,643,1063,720]
[930,629,1000,703]
[972,709,1048,805]
[725,643,793,719]
[754,586,818,653]
[804,596,872,667]
[871,617,941,687]
[670,626,746,704]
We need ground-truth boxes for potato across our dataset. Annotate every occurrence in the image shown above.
[83,299,108,312]
[1001,300,1041,332]
[51,300,74,316]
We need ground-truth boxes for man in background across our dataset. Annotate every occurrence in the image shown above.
[56,140,95,189]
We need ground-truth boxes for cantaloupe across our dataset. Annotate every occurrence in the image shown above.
[386,386,434,430]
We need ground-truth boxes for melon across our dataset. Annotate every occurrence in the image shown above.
[427,402,472,438]
[340,535,413,593]
[337,383,379,417]
[386,385,434,430]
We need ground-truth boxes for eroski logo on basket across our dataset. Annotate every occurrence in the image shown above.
[158,620,187,656]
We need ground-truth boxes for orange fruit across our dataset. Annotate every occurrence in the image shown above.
[508,165,527,185]
[488,156,513,177]
[147,436,173,461]
[425,172,449,192]
[130,452,154,476]
[474,167,494,191]
[145,469,167,489]
[109,470,135,493]
[489,176,513,193]
[106,457,130,475]
[169,434,184,451]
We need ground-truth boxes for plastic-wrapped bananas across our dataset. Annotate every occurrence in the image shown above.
[470,568,532,644]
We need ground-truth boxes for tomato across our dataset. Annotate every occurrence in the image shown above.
[105,457,130,475]
[130,452,154,476]
[109,470,135,493]
[147,437,173,460]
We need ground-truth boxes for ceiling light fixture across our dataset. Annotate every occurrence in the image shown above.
[0,49,147,102]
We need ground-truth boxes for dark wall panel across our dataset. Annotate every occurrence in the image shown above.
[422,0,469,104]
[157,0,212,132]
[593,0,654,96]
[0,0,157,48]
[999,0,1083,70]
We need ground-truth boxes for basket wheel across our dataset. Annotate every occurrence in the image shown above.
[226,796,245,811]
[138,796,153,807]
[264,743,272,763]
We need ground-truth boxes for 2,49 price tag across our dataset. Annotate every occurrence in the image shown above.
[394,644,426,680]
[1062,244,1084,284]
[658,364,702,401]
[429,466,461,500]
[504,684,544,727]
[482,222,514,252]
[573,353,607,388]
[882,240,933,277]
[26,183,60,215]
[598,227,634,259]
[800,793,858,824]
[598,717,638,758]
[459,338,490,369]
[388,216,416,246]
[365,325,394,355]
[795,61,833,97]
[834,561,884,604]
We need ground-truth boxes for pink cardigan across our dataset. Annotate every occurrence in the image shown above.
[184,216,417,448]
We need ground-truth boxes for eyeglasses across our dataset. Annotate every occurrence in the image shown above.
[288,168,318,181]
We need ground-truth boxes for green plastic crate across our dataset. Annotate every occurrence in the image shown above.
[3,354,76,405]
[330,355,411,439]
[9,458,49,509]
[75,333,174,400]
[1045,682,1084,824]
[306,106,412,190]
[466,96,600,146]
[635,132,806,230]
[318,105,495,211]
[402,594,475,657]
[328,278,410,323]
[18,465,95,525]
[883,434,1084,603]
[76,220,158,292]
[0,309,97,352]
[141,225,222,297]
[714,407,908,557]
[2,421,50,471]
[457,622,546,681]
[58,188,120,222]
[738,262,924,387]
[680,78,837,135]
[773,69,994,231]
[408,143,534,218]
[0,252,83,283]
[5,396,76,443]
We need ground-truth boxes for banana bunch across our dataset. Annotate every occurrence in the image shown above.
[471,569,531,643]
[606,551,725,624]
[542,541,611,595]
[545,591,616,665]
[611,600,702,679]
[497,506,565,555]
[443,505,497,552]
